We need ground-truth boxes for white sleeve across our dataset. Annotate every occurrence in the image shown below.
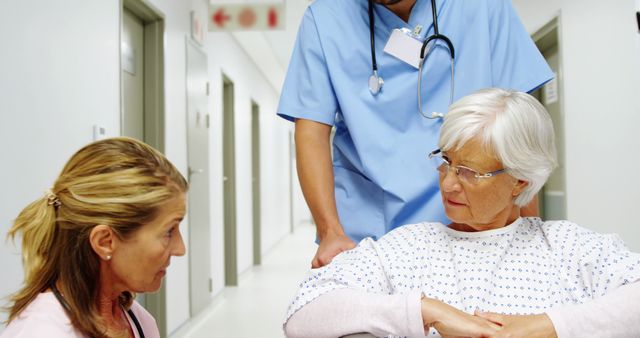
[284,237,394,322]
[284,289,425,338]
[546,282,640,338]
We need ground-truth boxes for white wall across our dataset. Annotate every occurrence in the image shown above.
[0,0,121,326]
[0,0,293,334]
[512,0,640,250]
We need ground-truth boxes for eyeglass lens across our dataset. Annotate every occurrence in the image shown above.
[431,155,478,184]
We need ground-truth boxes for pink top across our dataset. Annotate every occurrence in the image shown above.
[0,292,160,338]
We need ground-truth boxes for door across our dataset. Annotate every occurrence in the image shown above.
[186,39,212,315]
[223,76,238,286]
[121,8,144,140]
[251,101,261,265]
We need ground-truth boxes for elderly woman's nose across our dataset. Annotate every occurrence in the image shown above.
[441,169,462,192]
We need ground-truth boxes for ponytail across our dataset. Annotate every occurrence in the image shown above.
[6,191,60,322]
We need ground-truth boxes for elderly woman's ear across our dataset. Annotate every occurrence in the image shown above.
[512,179,529,198]
[89,225,115,261]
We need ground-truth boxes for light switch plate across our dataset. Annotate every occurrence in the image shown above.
[93,125,107,141]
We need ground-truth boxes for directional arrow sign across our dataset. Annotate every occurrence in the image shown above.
[209,4,285,31]
[268,7,278,28]
[212,8,231,28]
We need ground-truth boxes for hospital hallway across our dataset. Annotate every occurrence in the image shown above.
[171,223,316,338]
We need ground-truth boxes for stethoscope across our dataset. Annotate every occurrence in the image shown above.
[51,283,146,338]
[368,0,455,119]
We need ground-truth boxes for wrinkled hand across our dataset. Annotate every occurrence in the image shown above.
[422,297,500,338]
[475,311,557,338]
[311,231,356,268]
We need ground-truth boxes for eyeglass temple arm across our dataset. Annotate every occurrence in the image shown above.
[428,149,442,158]
[481,169,506,178]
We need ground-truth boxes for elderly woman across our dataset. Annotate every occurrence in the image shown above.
[2,137,187,338]
[284,88,640,338]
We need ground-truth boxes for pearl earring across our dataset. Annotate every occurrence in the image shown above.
[106,255,112,260]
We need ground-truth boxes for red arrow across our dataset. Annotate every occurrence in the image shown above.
[268,7,278,28]
[212,8,231,27]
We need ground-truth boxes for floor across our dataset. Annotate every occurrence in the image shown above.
[171,223,316,338]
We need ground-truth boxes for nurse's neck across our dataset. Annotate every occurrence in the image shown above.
[385,0,417,23]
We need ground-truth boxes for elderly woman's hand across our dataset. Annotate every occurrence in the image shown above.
[475,311,557,338]
[421,297,500,338]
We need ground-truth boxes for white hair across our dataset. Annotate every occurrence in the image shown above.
[439,88,558,206]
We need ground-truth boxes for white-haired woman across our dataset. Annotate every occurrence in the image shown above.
[284,88,640,338]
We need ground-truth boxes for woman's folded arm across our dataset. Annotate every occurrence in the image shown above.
[284,289,425,338]
[546,282,640,338]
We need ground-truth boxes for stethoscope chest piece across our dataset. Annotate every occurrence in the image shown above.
[369,70,384,95]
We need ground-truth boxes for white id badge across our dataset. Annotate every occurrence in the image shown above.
[383,28,423,69]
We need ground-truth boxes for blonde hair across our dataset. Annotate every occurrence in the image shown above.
[6,137,188,337]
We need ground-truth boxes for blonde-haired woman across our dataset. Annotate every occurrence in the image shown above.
[2,137,188,338]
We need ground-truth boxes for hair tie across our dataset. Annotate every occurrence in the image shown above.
[45,188,61,207]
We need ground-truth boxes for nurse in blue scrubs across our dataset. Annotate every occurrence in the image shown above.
[277,0,553,268]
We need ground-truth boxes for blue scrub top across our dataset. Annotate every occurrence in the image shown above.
[278,0,553,243]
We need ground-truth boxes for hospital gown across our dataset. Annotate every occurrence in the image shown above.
[285,217,640,337]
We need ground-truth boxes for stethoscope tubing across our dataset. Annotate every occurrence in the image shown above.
[368,0,455,119]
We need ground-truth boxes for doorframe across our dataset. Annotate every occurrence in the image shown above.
[120,0,165,151]
[222,75,238,286]
[251,100,261,265]
[119,0,167,335]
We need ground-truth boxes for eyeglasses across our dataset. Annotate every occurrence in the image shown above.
[428,149,506,185]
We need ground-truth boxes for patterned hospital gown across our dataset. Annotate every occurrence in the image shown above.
[286,217,640,337]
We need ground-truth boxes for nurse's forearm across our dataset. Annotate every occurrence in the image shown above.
[294,118,343,238]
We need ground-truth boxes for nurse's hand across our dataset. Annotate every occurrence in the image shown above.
[475,311,557,338]
[311,231,356,268]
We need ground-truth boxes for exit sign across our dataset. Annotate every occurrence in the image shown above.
[209,4,285,31]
